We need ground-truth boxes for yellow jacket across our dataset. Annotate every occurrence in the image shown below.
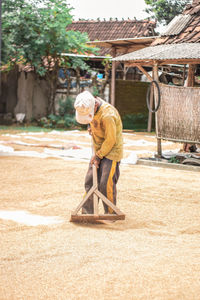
[90,100,123,162]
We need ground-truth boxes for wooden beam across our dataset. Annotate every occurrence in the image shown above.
[125,61,153,67]
[123,59,200,67]
[135,64,153,82]
[159,59,200,65]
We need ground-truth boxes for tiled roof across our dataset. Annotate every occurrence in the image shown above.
[67,19,156,41]
[67,19,156,56]
[153,0,200,45]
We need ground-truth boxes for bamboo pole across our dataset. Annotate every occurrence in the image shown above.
[111,47,116,106]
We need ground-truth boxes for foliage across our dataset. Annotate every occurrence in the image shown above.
[144,0,192,25]
[58,96,75,116]
[101,56,112,69]
[2,0,97,75]
[2,0,99,114]
[92,86,100,97]
[38,96,78,128]
[169,157,180,164]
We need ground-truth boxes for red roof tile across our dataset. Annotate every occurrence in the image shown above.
[67,19,156,41]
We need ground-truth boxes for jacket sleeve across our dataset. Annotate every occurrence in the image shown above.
[96,116,116,159]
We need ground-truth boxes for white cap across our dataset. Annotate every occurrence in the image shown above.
[74,91,95,124]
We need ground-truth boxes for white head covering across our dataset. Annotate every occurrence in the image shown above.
[74,91,95,124]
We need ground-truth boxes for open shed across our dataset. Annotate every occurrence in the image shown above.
[113,0,200,156]
[67,19,157,104]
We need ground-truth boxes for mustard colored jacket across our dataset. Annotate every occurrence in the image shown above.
[90,99,123,162]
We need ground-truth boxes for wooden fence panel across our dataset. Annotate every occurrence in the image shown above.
[157,84,200,144]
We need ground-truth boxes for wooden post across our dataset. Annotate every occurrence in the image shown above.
[182,64,186,86]
[187,64,195,87]
[123,65,129,80]
[133,64,154,132]
[183,64,196,152]
[111,47,116,106]
[153,63,162,157]
[147,81,154,132]
[147,67,154,132]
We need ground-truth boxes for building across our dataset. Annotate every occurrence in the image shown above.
[113,0,200,154]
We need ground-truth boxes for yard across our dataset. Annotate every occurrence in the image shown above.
[0,129,200,300]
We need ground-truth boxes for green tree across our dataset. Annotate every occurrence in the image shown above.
[144,0,192,25]
[2,0,97,113]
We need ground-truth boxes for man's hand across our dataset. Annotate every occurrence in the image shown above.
[88,126,92,136]
[90,155,101,168]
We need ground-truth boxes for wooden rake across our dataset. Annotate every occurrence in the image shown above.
[70,164,125,223]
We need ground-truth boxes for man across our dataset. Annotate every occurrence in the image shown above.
[74,90,123,214]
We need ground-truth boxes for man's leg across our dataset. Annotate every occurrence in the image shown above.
[83,163,94,214]
[98,158,120,213]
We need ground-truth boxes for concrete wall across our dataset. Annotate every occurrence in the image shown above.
[0,70,49,122]
[0,68,18,115]
[0,72,150,125]
[15,72,49,121]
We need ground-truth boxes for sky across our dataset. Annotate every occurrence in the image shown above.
[67,0,150,21]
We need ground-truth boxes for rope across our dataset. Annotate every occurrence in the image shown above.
[146,80,161,113]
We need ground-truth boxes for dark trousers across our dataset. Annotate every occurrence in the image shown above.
[83,157,120,214]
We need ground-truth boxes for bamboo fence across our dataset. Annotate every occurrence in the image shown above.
[157,84,200,144]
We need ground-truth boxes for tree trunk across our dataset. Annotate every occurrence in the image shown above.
[100,62,110,96]
[76,67,80,93]
[46,62,59,115]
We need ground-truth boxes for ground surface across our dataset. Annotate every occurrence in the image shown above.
[0,130,200,300]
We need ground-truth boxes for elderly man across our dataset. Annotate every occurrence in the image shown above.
[74,90,123,214]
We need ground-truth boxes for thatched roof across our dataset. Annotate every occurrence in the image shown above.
[113,43,200,62]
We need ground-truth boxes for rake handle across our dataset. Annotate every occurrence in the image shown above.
[92,164,98,215]
[92,163,98,187]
